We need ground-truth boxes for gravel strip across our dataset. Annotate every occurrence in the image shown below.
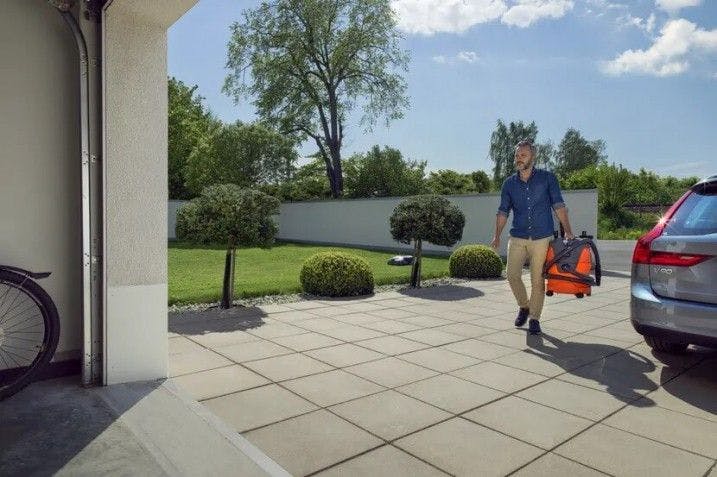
[168,277,476,314]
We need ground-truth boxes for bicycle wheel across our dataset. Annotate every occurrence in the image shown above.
[0,270,60,400]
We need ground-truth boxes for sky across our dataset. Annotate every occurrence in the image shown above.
[168,0,717,178]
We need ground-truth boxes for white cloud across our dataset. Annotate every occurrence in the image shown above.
[391,0,574,34]
[616,12,656,33]
[501,0,575,28]
[391,0,507,35]
[432,51,480,65]
[457,51,480,63]
[602,19,717,77]
[655,0,702,13]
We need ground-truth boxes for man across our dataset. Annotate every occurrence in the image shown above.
[491,139,574,335]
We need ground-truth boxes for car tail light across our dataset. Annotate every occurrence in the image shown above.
[632,190,699,266]
[648,251,711,267]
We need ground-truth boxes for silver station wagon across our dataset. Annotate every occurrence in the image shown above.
[631,174,717,353]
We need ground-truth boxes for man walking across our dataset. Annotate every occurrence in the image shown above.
[491,139,574,335]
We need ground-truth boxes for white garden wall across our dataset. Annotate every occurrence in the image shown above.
[169,190,598,256]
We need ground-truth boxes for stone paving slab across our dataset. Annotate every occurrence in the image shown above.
[169,275,717,476]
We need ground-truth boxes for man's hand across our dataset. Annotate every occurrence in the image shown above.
[565,232,575,240]
[491,236,500,250]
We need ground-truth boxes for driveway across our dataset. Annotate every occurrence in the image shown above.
[595,240,637,273]
[169,275,717,477]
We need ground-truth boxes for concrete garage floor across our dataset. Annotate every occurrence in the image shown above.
[168,273,717,477]
[0,376,288,476]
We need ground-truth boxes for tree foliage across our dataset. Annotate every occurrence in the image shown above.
[260,156,333,201]
[425,170,475,195]
[344,146,426,198]
[470,170,492,193]
[168,77,217,199]
[184,121,298,196]
[554,128,606,178]
[176,184,280,246]
[224,0,410,198]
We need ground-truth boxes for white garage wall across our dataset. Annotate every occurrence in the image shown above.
[169,190,598,255]
[0,1,82,363]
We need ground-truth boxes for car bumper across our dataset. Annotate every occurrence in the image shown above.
[631,282,717,348]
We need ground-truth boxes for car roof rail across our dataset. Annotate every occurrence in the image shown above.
[695,174,717,185]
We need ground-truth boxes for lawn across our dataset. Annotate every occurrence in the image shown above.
[168,241,451,305]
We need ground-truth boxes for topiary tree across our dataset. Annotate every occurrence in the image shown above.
[176,184,280,308]
[300,252,374,297]
[389,195,465,287]
[449,245,503,279]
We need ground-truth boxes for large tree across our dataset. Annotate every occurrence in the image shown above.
[554,128,606,178]
[488,120,557,187]
[184,121,297,196]
[344,146,426,198]
[489,120,537,187]
[168,77,217,199]
[224,0,410,198]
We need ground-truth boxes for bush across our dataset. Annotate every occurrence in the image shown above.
[390,195,465,287]
[449,245,503,279]
[176,184,280,246]
[300,252,374,297]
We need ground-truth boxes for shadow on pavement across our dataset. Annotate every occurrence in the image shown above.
[659,352,717,417]
[169,306,269,335]
[601,270,632,279]
[522,333,667,406]
[399,285,484,301]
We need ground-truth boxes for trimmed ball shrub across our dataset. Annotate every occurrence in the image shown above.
[449,244,503,279]
[176,184,280,246]
[389,194,465,287]
[300,252,374,297]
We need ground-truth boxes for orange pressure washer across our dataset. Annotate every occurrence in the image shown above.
[543,230,601,298]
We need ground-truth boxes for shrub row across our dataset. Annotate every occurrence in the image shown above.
[300,244,502,297]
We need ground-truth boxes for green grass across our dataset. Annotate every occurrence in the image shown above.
[168,241,451,305]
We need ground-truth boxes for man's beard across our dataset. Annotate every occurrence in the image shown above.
[516,159,533,171]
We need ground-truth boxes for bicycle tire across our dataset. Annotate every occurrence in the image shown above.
[0,270,60,400]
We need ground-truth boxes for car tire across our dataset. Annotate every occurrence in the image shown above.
[644,335,689,354]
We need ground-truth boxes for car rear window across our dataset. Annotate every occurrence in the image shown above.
[664,182,717,236]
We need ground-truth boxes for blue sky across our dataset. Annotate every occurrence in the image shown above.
[168,0,717,178]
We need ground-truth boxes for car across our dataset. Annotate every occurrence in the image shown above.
[631,174,717,353]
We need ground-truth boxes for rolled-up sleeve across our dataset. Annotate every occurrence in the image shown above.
[497,180,511,217]
[548,173,565,210]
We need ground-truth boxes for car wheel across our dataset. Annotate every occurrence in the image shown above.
[644,335,689,354]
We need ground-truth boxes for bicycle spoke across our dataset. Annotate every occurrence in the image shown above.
[1,302,39,329]
[4,319,44,334]
[0,348,23,368]
[3,309,43,329]
[0,286,24,323]
[3,311,42,331]
[0,290,31,328]
[3,334,40,344]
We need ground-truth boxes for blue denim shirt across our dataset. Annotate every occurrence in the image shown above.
[497,168,565,240]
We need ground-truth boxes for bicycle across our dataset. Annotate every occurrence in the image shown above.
[0,265,60,400]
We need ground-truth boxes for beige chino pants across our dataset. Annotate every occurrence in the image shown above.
[506,236,552,320]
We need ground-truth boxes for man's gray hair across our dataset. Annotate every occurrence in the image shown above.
[515,139,537,156]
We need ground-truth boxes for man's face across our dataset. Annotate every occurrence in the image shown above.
[514,146,534,171]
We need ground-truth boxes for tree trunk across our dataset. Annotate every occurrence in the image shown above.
[221,237,237,309]
[410,238,423,288]
[328,141,343,198]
